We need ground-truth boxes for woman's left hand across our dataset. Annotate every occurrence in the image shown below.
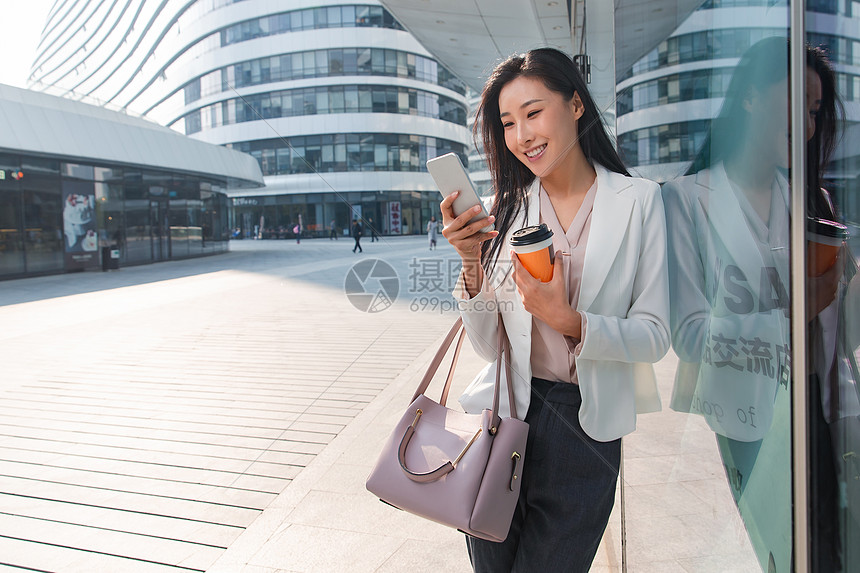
[511,250,582,339]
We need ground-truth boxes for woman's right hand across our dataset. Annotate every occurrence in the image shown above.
[440,191,498,297]
[440,191,498,264]
[806,247,844,319]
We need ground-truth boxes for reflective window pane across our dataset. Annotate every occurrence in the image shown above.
[620,2,794,570]
[806,6,860,572]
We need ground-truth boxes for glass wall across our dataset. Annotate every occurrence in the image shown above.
[615,0,860,570]
[805,5,860,573]
[0,153,232,280]
[220,5,404,46]
[178,47,467,112]
[616,2,793,571]
[21,157,62,274]
[230,134,468,177]
[0,154,26,276]
[182,84,467,135]
[167,4,408,102]
[230,190,442,240]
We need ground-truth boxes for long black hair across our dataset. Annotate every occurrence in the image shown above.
[686,37,842,218]
[806,44,843,219]
[475,48,629,270]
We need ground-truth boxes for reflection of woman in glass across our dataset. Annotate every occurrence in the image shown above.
[663,38,846,571]
[805,45,860,573]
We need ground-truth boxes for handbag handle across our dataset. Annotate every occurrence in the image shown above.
[397,408,484,483]
[410,315,517,421]
[399,314,516,483]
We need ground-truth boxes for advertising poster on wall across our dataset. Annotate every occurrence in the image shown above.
[387,201,401,235]
[62,179,99,270]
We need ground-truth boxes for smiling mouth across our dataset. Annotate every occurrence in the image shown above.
[525,144,546,158]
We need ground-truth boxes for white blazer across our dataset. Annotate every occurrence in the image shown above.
[454,164,670,442]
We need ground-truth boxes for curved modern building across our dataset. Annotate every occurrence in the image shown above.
[31,0,471,238]
[616,0,860,190]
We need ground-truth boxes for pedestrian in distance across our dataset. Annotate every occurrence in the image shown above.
[330,219,338,240]
[351,219,363,253]
[293,222,301,244]
[368,218,379,242]
[440,47,670,572]
[427,216,439,250]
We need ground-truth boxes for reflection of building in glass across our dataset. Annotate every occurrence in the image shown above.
[616,0,860,203]
[0,85,262,280]
[29,1,471,237]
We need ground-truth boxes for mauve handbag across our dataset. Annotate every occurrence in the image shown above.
[366,315,528,542]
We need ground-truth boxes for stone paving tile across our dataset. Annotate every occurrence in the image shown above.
[374,538,474,573]
[0,536,183,572]
[248,523,407,573]
[0,512,224,570]
[0,437,311,478]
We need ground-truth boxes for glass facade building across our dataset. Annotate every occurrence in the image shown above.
[30,1,471,239]
[0,155,233,278]
[0,84,261,281]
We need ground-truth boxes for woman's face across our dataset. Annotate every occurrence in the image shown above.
[746,67,823,170]
[746,77,790,169]
[806,66,823,143]
[497,76,584,179]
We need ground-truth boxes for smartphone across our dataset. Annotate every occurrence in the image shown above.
[426,153,494,233]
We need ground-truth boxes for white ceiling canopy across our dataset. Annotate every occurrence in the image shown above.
[0,84,263,188]
[380,0,703,91]
[380,0,573,92]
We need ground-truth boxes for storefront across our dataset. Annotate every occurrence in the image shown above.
[0,154,236,278]
[0,84,262,280]
[230,190,443,239]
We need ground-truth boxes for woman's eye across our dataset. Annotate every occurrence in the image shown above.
[527,110,541,118]
[502,121,514,129]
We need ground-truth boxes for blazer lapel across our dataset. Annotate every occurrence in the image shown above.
[695,163,769,304]
[579,165,634,311]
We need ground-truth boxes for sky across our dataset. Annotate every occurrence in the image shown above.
[0,0,56,88]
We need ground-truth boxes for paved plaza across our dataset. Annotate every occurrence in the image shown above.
[0,236,758,572]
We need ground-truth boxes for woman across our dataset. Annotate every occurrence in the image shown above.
[662,38,848,571]
[440,48,670,572]
[427,216,439,250]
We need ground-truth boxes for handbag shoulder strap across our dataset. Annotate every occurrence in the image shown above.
[494,314,517,421]
[411,317,464,404]
[411,314,516,425]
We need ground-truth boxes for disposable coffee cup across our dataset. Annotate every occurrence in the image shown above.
[807,217,848,277]
[510,224,555,282]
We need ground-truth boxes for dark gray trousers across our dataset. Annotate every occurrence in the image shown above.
[466,378,621,572]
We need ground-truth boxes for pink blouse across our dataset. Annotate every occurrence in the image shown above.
[529,180,597,384]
